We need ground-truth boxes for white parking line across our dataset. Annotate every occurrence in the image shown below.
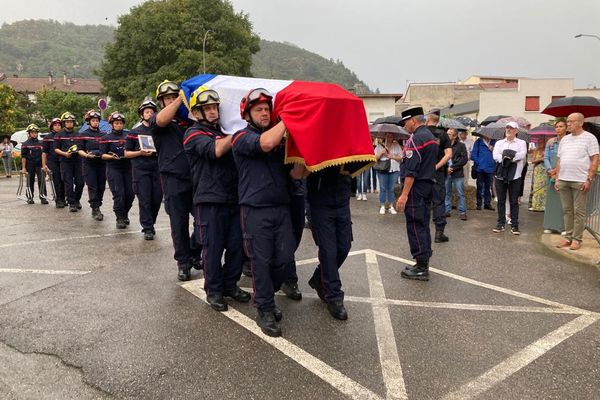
[0,268,90,275]
[181,279,382,400]
[365,251,407,400]
[442,314,600,400]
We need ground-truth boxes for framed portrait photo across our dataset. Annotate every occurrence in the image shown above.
[138,135,156,152]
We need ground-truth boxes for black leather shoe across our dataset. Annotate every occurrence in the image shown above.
[281,282,302,301]
[191,255,203,270]
[327,300,348,320]
[26,199,34,204]
[207,294,228,312]
[256,311,281,337]
[92,208,104,221]
[144,231,155,240]
[75,201,82,210]
[484,205,495,211]
[434,231,449,243]
[273,306,283,322]
[116,219,127,229]
[223,286,251,303]
[124,217,130,225]
[177,263,191,281]
[40,198,49,204]
[242,260,252,277]
[308,276,325,302]
[56,201,66,209]
[69,204,77,212]
[401,262,429,281]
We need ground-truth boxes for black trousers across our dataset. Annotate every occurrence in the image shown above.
[240,205,295,312]
[47,160,65,203]
[83,160,106,209]
[284,194,306,284]
[405,180,433,262]
[133,167,162,233]
[195,204,243,296]
[432,170,447,232]
[26,164,46,199]
[495,178,521,228]
[161,174,201,266]
[60,160,84,205]
[106,166,134,220]
[309,201,352,303]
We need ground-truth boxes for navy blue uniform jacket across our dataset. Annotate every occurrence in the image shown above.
[401,125,439,182]
[126,124,159,171]
[100,130,130,170]
[21,138,43,165]
[149,115,191,177]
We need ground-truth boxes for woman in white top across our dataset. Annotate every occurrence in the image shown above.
[374,133,403,214]
[1,137,14,178]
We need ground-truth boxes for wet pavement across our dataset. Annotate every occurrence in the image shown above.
[1,177,599,400]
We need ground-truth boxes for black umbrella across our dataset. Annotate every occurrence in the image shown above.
[439,117,468,131]
[480,115,511,126]
[542,96,600,118]
[455,116,478,127]
[476,122,531,142]
[369,123,410,141]
[0,134,17,146]
[372,115,404,126]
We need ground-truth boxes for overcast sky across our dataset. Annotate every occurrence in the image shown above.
[2,0,599,92]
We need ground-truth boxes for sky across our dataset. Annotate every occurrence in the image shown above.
[1,0,599,93]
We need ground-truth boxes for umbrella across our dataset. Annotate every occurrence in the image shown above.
[480,115,510,126]
[1,134,18,146]
[369,123,410,141]
[455,116,478,127]
[476,121,531,142]
[439,117,467,131]
[497,116,531,129]
[529,123,556,136]
[372,115,404,126]
[542,96,600,118]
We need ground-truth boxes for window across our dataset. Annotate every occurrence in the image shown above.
[525,96,540,111]
[551,95,565,102]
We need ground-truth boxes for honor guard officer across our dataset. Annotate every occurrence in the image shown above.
[126,99,163,240]
[42,118,66,208]
[53,112,85,212]
[232,88,296,337]
[183,87,250,312]
[100,112,135,229]
[21,124,48,204]
[306,166,352,320]
[396,106,439,281]
[150,80,202,280]
[426,108,452,243]
[78,110,107,221]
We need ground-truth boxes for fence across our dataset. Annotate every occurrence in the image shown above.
[585,172,600,245]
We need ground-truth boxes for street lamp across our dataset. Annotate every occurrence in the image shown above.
[203,29,213,74]
[574,33,600,41]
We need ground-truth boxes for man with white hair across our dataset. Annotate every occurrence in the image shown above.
[554,113,599,250]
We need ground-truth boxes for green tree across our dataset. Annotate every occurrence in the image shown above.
[100,0,260,103]
[35,89,97,125]
[0,84,17,134]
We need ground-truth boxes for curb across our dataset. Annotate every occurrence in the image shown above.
[540,232,600,270]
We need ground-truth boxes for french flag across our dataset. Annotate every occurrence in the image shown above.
[179,74,375,175]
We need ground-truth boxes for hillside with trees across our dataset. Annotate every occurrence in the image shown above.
[0,19,368,93]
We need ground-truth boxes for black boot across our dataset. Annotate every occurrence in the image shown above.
[75,201,82,210]
[177,262,191,281]
[40,198,49,205]
[206,294,228,312]
[69,204,77,212]
[401,260,430,281]
[273,306,283,322]
[56,201,66,209]
[144,230,155,240]
[256,310,281,337]
[434,230,449,243]
[124,217,130,225]
[92,208,104,221]
[116,219,127,229]
[308,276,325,302]
[191,255,203,270]
[26,198,34,204]
[327,300,348,320]
[281,282,302,301]
[223,286,251,303]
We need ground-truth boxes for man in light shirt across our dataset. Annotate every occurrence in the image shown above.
[492,121,528,235]
[554,113,599,250]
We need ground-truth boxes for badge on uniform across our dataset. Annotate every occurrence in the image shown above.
[405,150,413,159]
[67,144,78,153]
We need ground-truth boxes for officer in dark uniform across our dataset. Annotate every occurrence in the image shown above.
[396,106,439,281]
[232,88,296,337]
[183,87,250,311]
[100,112,134,229]
[150,80,202,281]
[426,108,452,243]
[306,165,352,320]
[20,124,48,205]
[42,118,66,208]
[78,110,107,221]
[126,99,163,240]
[53,112,84,212]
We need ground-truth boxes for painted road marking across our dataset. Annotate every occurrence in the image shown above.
[0,268,90,275]
[181,279,382,400]
[183,249,599,399]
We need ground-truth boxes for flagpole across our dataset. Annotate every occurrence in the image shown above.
[203,29,213,74]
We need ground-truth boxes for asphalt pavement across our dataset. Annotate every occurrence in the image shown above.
[1,177,599,400]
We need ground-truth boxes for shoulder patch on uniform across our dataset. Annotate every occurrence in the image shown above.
[405,150,413,159]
